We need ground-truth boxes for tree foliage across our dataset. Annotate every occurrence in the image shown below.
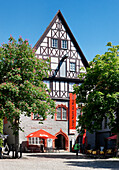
[0,36,55,135]
[74,43,119,134]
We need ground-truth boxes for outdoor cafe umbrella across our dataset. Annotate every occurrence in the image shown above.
[107,135,117,140]
[26,129,57,139]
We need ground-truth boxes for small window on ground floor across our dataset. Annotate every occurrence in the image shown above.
[29,137,42,145]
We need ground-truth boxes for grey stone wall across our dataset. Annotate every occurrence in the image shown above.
[19,114,78,149]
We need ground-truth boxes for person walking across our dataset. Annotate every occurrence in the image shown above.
[74,141,80,157]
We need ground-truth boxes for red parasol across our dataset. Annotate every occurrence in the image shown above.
[26,129,57,139]
[107,135,117,140]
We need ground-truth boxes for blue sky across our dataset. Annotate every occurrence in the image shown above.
[0,0,119,61]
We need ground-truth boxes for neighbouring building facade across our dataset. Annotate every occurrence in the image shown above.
[4,10,112,151]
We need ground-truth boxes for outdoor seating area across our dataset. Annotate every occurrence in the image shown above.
[24,146,42,153]
[24,146,60,153]
[45,147,60,153]
[86,148,114,158]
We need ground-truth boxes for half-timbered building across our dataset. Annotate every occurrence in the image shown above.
[4,10,90,152]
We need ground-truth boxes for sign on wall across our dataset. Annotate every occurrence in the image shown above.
[69,93,76,134]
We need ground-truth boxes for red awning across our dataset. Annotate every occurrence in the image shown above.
[26,129,57,139]
[107,135,117,140]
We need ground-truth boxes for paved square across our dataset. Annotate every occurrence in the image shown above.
[0,152,119,170]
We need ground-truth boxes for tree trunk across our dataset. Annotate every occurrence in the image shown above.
[0,118,3,147]
[15,133,19,158]
[14,118,19,159]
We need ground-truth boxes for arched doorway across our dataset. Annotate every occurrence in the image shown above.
[55,129,69,151]
[55,134,65,149]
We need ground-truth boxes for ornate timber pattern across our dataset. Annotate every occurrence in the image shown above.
[34,10,89,99]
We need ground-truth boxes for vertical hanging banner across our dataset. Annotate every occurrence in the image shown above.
[82,129,86,144]
[69,93,76,134]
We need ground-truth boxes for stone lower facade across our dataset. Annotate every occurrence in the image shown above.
[19,114,78,151]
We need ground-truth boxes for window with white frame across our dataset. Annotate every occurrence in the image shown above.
[57,107,61,120]
[56,105,67,120]
[29,137,42,145]
[61,40,67,49]
[52,39,58,48]
[29,138,31,144]
[62,108,67,120]
[69,82,75,92]
[70,62,76,72]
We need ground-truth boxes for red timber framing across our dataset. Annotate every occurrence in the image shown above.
[69,93,76,134]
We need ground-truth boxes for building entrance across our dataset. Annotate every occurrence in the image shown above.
[55,129,69,151]
[55,134,65,149]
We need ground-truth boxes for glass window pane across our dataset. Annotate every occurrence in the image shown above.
[61,40,67,49]
[52,39,58,48]
[29,138,31,144]
[69,82,75,92]
[39,138,41,144]
[62,108,66,120]
[36,137,38,144]
[57,107,61,120]
[70,62,76,71]
[32,138,34,144]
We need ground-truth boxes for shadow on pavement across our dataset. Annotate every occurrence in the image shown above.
[26,153,90,159]
[64,160,119,169]
[27,153,117,160]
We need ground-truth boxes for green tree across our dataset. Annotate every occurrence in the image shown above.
[0,36,55,158]
[74,43,119,153]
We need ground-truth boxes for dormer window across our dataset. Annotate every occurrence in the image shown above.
[52,39,58,48]
[61,40,67,49]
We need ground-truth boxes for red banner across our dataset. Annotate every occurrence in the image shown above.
[69,93,76,134]
[82,129,86,144]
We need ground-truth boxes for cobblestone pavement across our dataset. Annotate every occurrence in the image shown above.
[0,152,119,170]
